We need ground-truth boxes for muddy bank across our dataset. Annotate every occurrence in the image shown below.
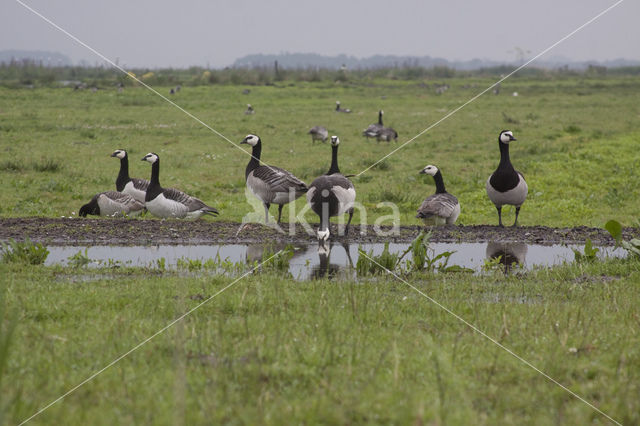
[0,218,637,246]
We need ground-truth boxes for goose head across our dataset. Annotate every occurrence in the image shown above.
[330,135,340,147]
[241,134,260,147]
[111,149,127,159]
[499,130,517,144]
[79,200,98,217]
[141,153,159,164]
[317,228,330,251]
[419,164,439,176]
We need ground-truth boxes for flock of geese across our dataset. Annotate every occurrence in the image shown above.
[80,110,528,245]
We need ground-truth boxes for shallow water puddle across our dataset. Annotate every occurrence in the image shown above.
[45,242,625,280]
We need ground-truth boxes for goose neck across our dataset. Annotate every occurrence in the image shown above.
[498,141,514,170]
[433,170,447,194]
[150,160,160,186]
[327,144,340,174]
[245,142,262,179]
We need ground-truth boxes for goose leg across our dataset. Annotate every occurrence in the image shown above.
[345,208,354,236]
[513,207,521,227]
[277,204,284,224]
[496,206,503,227]
[264,203,270,223]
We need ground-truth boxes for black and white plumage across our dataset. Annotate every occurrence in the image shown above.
[79,191,144,217]
[141,153,219,219]
[308,126,329,144]
[111,149,150,203]
[335,101,351,113]
[241,134,308,224]
[307,136,356,248]
[416,165,460,225]
[486,130,528,227]
[376,126,398,142]
[245,104,255,115]
[362,110,384,139]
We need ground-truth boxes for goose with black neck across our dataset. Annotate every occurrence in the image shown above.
[486,130,528,227]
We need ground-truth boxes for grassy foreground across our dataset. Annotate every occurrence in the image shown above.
[1,257,640,425]
[1,75,640,227]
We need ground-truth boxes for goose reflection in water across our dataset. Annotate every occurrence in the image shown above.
[485,241,528,273]
[312,242,354,280]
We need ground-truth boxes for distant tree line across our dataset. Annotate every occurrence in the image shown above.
[1,58,639,89]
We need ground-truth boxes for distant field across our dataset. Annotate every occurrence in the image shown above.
[1,75,639,227]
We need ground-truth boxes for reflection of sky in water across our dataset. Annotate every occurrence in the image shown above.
[45,242,626,281]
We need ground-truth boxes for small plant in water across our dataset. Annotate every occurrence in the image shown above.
[1,238,49,265]
[68,249,91,268]
[357,242,399,276]
[573,238,600,263]
[605,219,640,258]
[261,245,295,272]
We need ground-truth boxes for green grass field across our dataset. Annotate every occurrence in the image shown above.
[2,75,640,425]
[1,75,639,227]
[2,257,640,425]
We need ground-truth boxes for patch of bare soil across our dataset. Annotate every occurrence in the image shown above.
[0,218,637,246]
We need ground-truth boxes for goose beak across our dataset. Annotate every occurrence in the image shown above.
[110,152,117,157]
[511,137,517,141]
[419,169,426,174]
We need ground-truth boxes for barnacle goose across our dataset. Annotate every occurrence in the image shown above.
[363,110,384,139]
[111,149,150,203]
[245,104,255,115]
[486,130,528,226]
[141,153,219,219]
[308,126,329,144]
[335,101,351,113]
[79,191,144,217]
[416,165,460,225]
[376,126,398,142]
[307,136,356,248]
[241,134,308,224]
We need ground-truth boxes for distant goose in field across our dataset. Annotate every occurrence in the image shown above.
[111,149,150,203]
[79,191,144,217]
[307,136,356,248]
[416,165,460,225]
[245,104,255,115]
[335,101,351,113]
[376,126,398,142]
[486,130,528,227]
[308,125,329,144]
[363,110,384,139]
[141,153,219,219]
[241,134,308,224]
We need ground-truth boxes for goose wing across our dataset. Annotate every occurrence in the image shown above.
[162,187,218,215]
[252,165,308,193]
[100,191,144,215]
[362,123,382,137]
[417,193,458,218]
[131,177,150,192]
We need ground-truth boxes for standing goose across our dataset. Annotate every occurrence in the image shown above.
[335,101,351,113]
[307,136,356,248]
[141,153,219,219]
[308,125,329,144]
[79,191,144,217]
[486,130,528,226]
[362,110,384,139]
[416,165,460,225]
[241,134,308,224]
[111,149,150,203]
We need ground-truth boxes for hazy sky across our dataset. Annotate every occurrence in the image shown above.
[2,0,637,68]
